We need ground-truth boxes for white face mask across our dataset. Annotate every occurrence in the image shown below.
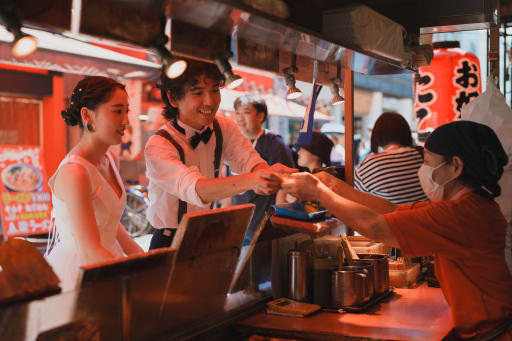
[418,162,453,201]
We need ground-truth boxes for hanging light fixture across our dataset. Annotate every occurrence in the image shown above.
[329,64,344,106]
[11,28,37,58]
[283,54,302,99]
[150,16,187,79]
[0,3,38,58]
[152,43,187,79]
[215,51,244,90]
[329,79,344,106]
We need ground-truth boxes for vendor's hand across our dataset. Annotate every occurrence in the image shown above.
[249,168,283,195]
[281,172,323,202]
[270,163,298,175]
[315,171,342,189]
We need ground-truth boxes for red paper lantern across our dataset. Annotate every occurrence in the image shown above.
[414,41,482,142]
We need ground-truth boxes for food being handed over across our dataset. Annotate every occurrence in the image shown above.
[304,201,320,213]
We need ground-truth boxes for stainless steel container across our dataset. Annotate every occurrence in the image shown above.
[312,256,333,306]
[342,265,372,302]
[351,260,375,298]
[288,250,310,302]
[357,254,389,295]
[331,266,369,307]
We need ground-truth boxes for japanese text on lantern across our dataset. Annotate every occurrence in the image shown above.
[0,145,51,237]
[414,46,482,142]
[453,59,479,115]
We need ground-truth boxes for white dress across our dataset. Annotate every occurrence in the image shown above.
[45,151,126,292]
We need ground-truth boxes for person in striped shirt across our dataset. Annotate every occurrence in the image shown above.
[355,112,428,204]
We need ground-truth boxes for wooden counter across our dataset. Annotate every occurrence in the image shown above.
[236,283,453,340]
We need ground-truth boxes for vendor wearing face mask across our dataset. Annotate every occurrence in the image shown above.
[282,121,512,341]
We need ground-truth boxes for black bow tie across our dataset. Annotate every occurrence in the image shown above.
[190,127,213,149]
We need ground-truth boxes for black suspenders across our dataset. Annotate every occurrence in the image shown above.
[155,118,223,224]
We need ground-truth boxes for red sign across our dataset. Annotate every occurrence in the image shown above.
[0,145,51,237]
[415,45,482,142]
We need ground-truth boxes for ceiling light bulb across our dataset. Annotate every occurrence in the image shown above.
[329,78,344,106]
[286,86,302,99]
[331,95,344,106]
[12,33,37,58]
[166,59,187,79]
[215,53,244,89]
[226,72,244,90]
[283,67,301,100]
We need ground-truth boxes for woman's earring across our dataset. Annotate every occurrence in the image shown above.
[84,122,95,132]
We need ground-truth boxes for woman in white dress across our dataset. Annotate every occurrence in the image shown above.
[45,76,143,292]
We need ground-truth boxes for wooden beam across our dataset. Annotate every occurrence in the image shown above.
[489,24,499,80]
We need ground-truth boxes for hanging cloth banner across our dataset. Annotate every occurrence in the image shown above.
[297,60,322,146]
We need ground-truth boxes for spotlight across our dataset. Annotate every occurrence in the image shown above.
[329,78,344,106]
[215,51,244,90]
[11,29,37,58]
[0,6,38,58]
[283,66,302,100]
[152,44,187,79]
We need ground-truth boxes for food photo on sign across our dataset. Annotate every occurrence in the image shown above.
[0,145,52,238]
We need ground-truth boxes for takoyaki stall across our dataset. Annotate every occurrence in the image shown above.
[0,0,504,340]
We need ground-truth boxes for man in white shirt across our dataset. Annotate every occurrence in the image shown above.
[145,60,296,249]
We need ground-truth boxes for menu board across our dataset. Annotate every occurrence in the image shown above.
[0,145,51,237]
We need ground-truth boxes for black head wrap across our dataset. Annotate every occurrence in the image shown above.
[425,121,508,199]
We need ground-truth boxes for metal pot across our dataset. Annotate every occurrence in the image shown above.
[357,254,389,295]
[331,265,370,307]
[351,260,376,298]
[342,265,372,302]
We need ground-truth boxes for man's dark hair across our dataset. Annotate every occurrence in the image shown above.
[160,59,225,121]
[370,112,413,153]
[233,94,268,123]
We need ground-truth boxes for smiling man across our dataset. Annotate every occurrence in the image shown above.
[144,60,296,250]
[231,94,295,244]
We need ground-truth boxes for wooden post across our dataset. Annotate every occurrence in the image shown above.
[344,67,354,236]
[489,24,499,82]
[344,67,354,186]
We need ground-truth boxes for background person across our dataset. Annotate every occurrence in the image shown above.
[282,121,512,340]
[321,122,345,166]
[45,76,143,292]
[355,112,428,204]
[230,94,295,244]
[145,60,295,250]
[296,132,334,172]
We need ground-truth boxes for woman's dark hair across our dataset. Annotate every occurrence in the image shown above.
[425,120,508,200]
[233,94,268,122]
[61,76,126,129]
[160,59,225,121]
[370,112,413,153]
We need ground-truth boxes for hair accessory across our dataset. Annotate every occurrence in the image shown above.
[480,185,493,195]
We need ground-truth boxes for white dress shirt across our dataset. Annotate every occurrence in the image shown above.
[144,115,265,229]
